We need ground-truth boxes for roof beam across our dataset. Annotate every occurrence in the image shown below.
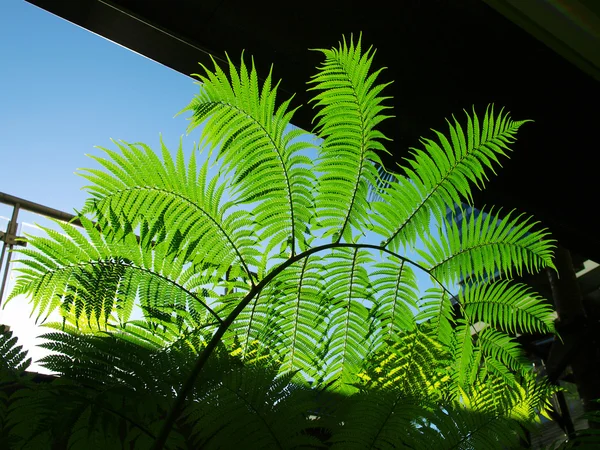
[484,0,600,81]
[26,0,224,77]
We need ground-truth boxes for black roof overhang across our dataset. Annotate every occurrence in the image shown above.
[26,0,600,262]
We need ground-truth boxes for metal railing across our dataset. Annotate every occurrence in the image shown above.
[0,191,79,306]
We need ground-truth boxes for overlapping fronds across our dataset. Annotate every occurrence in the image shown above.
[182,55,315,256]
[460,370,556,426]
[38,331,180,395]
[185,365,319,449]
[309,35,392,242]
[327,391,432,449]
[328,386,540,449]
[460,280,556,334]
[419,207,556,285]
[372,107,531,252]
[415,286,455,345]
[1,327,32,447]
[5,35,566,449]
[8,213,223,328]
[420,405,526,449]
[3,325,193,450]
[224,254,328,379]
[369,254,419,341]
[318,247,376,390]
[79,141,259,282]
[357,328,451,400]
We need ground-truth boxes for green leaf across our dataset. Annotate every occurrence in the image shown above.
[372,107,532,252]
[460,280,555,334]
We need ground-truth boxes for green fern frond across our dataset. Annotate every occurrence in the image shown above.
[415,286,455,345]
[418,207,556,285]
[309,35,392,242]
[79,141,259,282]
[460,280,555,334]
[0,328,31,376]
[318,247,376,391]
[372,107,532,251]
[477,328,530,377]
[181,55,316,256]
[449,320,478,391]
[369,254,419,343]
[8,214,222,328]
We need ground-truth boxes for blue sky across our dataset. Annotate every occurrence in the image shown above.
[0,0,198,213]
[0,0,203,370]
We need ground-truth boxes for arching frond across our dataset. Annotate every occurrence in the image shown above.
[460,280,555,335]
[8,214,222,328]
[309,35,392,242]
[5,35,564,450]
[418,207,556,285]
[181,55,316,256]
[372,107,532,251]
[79,141,259,282]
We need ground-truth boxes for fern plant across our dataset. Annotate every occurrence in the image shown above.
[4,35,561,448]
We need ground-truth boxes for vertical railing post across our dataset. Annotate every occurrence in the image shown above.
[0,203,21,310]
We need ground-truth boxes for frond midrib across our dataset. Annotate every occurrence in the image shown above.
[340,248,360,376]
[367,391,409,448]
[287,257,310,372]
[387,259,406,340]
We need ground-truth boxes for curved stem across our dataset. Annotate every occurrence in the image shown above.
[151,241,452,449]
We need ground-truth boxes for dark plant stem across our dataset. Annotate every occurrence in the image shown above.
[151,242,444,449]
